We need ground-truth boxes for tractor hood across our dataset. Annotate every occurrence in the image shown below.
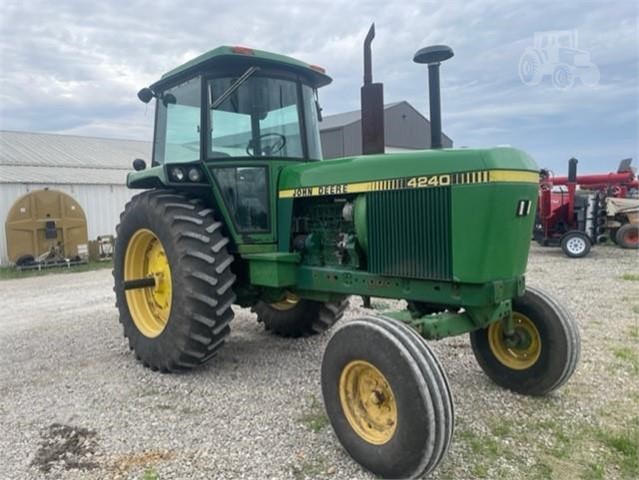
[278,147,539,199]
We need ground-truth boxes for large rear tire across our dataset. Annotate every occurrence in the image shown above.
[321,316,454,479]
[470,286,580,396]
[616,223,639,249]
[253,294,348,337]
[113,190,236,372]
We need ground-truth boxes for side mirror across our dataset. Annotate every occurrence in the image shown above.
[162,93,177,106]
[132,158,147,171]
[315,100,323,122]
[137,87,154,104]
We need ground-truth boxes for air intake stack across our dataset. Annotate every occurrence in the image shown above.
[413,45,454,149]
[361,23,385,155]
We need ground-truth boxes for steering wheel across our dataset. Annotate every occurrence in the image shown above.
[246,133,286,157]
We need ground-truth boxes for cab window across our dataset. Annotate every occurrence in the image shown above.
[153,76,201,165]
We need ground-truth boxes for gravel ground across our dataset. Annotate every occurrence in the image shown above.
[1,244,637,480]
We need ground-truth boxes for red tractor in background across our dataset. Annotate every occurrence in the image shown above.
[534,157,638,257]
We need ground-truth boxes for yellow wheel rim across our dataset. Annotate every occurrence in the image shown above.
[339,360,397,445]
[124,229,172,338]
[488,313,541,370]
[270,292,300,311]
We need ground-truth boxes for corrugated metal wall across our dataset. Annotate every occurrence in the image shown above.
[319,102,453,159]
[0,183,137,265]
[319,129,344,159]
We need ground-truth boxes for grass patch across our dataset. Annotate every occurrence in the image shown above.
[142,468,160,480]
[456,429,501,458]
[298,396,329,433]
[291,456,328,480]
[531,419,575,459]
[613,347,639,374]
[632,306,639,316]
[0,261,112,280]
[471,463,489,478]
[595,422,639,477]
[488,417,513,437]
[621,273,639,281]
[582,462,605,480]
[532,461,553,479]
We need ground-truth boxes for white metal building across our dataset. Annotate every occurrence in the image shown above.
[0,130,151,265]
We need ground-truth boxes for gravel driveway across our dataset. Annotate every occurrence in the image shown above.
[1,244,637,479]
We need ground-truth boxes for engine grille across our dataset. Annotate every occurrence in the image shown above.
[366,187,452,280]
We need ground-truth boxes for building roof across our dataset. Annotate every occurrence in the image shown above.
[319,102,403,130]
[319,100,453,145]
[0,130,151,185]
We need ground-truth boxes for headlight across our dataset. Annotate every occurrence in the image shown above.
[170,167,185,182]
[188,167,202,182]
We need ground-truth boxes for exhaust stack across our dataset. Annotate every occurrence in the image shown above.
[413,45,454,149]
[361,23,385,155]
[568,157,578,183]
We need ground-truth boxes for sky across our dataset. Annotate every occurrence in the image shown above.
[0,0,637,174]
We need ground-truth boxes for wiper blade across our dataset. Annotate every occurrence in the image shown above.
[210,66,260,110]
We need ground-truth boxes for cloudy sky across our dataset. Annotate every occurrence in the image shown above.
[1,0,637,173]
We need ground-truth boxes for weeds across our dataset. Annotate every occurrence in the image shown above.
[613,347,639,374]
[298,395,329,433]
[291,456,328,480]
[582,462,605,480]
[142,468,160,480]
[595,421,639,477]
[0,261,112,280]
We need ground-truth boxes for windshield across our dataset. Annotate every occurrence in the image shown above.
[209,76,321,160]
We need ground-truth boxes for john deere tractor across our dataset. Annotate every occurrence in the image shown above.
[114,25,580,479]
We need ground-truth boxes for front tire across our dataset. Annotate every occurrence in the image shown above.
[321,316,454,478]
[113,191,236,372]
[253,295,348,337]
[470,286,580,396]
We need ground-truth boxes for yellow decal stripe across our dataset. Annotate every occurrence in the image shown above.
[279,169,538,198]
[489,170,539,183]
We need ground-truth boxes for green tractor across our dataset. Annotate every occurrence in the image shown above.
[114,26,580,479]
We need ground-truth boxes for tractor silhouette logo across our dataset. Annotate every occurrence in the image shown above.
[519,30,599,90]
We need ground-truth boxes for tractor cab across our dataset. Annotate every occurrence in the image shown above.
[142,45,330,164]
[131,46,331,243]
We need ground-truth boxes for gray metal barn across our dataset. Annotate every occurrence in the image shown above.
[0,130,150,265]
[319,101,453,159]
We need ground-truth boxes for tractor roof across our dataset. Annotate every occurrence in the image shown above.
[151,45,332,90]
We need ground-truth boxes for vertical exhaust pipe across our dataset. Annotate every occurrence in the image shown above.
[568,157,578,182]
[413,45,454,149]
[361,23,385,155]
